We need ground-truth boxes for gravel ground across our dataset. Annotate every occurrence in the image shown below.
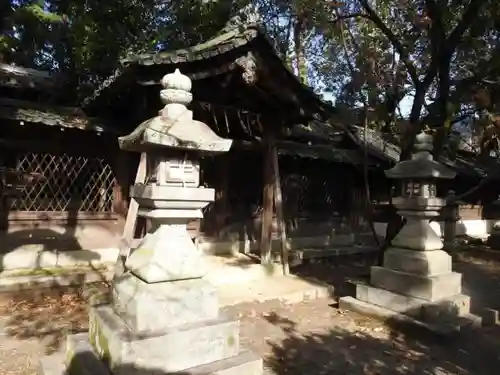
[0,248,499,375]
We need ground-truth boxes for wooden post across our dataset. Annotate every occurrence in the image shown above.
[214,155,229,238]
[260,133,275,266]
[271,142,289,275]
[112,151,129,217]
[444,190,460,258]
[114,152,148,279]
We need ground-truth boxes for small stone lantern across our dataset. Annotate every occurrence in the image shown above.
[339,131,481,332]
[44,69,264,375]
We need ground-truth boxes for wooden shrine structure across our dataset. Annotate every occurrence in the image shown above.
[81,23,383,264]
[1,25,500,265]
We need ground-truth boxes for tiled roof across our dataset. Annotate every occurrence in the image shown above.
[82,23,330,119]
[349,125,500,178]
[0,98,115,133]
[0,64,58,91]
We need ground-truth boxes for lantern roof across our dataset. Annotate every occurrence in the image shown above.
[118,69,232,153]
[385,131,456,180]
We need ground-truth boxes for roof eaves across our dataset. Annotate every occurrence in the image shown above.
[82,26,260,108]
[0,98,118,134]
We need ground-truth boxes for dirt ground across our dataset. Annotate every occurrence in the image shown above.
[1,247,500,375]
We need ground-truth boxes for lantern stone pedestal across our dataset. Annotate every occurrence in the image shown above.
[38,69,262,375]
[339,132,481,334]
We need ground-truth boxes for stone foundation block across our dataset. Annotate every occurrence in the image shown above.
[355,282,470,320]
[39,333,262,375]
[383,248,451,276]
[88,304,239,374]
[370,266,461,301]
[339,296,481,335]
[420,294,471,323]
[113,273,218,334]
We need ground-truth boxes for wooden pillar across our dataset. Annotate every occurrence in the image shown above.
[271,141,289,275]
[443,190,460,257]
[112,151,129,217]
[260,132,275,265]
[214,154,229,238]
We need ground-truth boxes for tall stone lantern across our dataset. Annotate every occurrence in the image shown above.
[38,69,263,375]
[340,131,481,333]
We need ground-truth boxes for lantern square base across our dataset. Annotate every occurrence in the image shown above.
[352,282,471,321]
[370,266,461,301]
[383,248,452,276]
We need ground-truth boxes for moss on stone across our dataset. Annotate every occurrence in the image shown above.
[3,265,108,277]
[89,314,112,367]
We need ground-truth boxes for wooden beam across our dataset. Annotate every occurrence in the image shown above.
[136,61,238,86]
[114,152,147,279]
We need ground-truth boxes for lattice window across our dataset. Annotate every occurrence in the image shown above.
[9,152,115,212]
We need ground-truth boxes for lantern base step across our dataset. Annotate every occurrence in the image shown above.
[339,296,481,336]
[370,266,462,301]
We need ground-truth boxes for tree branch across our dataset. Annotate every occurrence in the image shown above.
[331,13,368,24]
[358,0,419,85]
[445,0,488,56]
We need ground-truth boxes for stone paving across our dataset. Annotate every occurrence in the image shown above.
[0,248,499,375]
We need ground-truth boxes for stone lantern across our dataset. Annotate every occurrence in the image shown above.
[40,69,263,375]
[339,131,481,333]
[385,131,456,251]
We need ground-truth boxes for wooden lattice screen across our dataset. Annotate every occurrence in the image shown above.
[8,151,115,213]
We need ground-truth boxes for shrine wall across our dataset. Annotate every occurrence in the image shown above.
[0,124,130,268]
[200,150,387,242]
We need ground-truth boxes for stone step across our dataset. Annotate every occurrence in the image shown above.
[181,351,262,375]
[39,333,263,375]
[354,282,471,320]
[370,266,462,301]
[89,305,241,373]
[38,354,69,375]
[339,296,482,336]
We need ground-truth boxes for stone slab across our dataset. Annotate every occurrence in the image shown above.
[370,266,461,301]
[0,267,112,292]
[383,248,451,276]
[178,351,262,375]
[41,333,262,375]
[339,296,481,336]
[38,354,70,375]
[218,275,335,306]
[354,282,470,321]
[113,273,218,333]
[89,304,239,374]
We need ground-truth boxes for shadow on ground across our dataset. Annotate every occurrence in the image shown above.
[60,305,500,375]
[0,282,109,354]
[265,312,500,375]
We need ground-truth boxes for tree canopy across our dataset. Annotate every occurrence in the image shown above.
[2,0,500,157]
